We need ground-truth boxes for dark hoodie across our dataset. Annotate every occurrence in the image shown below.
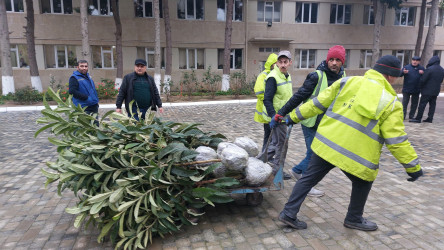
[420,56,444,96]
[278,60,345,120]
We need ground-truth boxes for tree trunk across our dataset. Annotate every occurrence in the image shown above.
[25,0,42,92]
[421,0,439,65]
[371,0,382,65]
[80,0,90,61]
[163,0,172,93]
[222,0,234,91]
[415,0,427,56]
[111,0,123,89]
[0,0,15,94]
[153,0,161,91]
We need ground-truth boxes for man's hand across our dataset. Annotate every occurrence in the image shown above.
[286,117,296,126]
[116,108,122,113]
[274,114,284,121]
[158,107,164,113]
[419,70,424,74]
[407,169,423,182]
[403,69,409,74]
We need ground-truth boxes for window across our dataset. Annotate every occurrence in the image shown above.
[217,0,243,21]
[392,50,412,67]
[394,7,415,26]
[433,50,442,58]
[6,0,24,12]
[294,49,315,69]
[177,0,204,20]
[89,0,112,16]
[295,2,318,23]
[257,1,281,22]
[218,49,242,69]
[259,47,280,53]
[363,5,385,25]
[92,46,116,68]
[425,7,443,26]
[330,4,351,24]
[343,49,350,68]
[136,47,165,68]
[179,48,204,69]
[8,45,28,68]
[360,50,372,68]
[44,45,76,68]
[135,0,163,18]
[41,0,72,14]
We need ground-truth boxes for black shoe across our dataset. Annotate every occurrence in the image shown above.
[278,212,307,229]
[423,119,432,123]
[344,217,378,231]
[409,119,421,123]
[283,172,292,180]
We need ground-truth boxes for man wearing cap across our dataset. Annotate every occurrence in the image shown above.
[401,56,424,120]
[263,50,293,179]
[69,60,100,118]
[116,59,163,120]
[277,55,422,231]
[272,45,347,197]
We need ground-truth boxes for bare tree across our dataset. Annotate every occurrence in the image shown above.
[154,0,161,91]
[111,0,123,88]
[421,0,439,65]
[371,0,383,65]
[25,0,42,92]
[163,0,173,93]
[0,0,15,94]
[221,0,234,91]
[80,0,90,61]
[415,0,427,56]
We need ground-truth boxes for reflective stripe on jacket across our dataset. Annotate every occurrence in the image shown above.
[264,67,293,122]
[254,53,278,123]
[290,69,421,181]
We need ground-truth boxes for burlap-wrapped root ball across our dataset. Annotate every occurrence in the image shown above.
[245,157,273,186]
[234,137,259,157]
[220,144,249,172]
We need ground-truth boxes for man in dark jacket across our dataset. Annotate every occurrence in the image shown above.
[410,56,444,123]
[69,60,99,116]
[272,45,346,197]
[116,59,163,120]
[401,56,424,120]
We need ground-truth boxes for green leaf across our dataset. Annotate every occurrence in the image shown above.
[192,187,217,198]
[48,137,70,146]
[125,143,139,149]
[109,188,124,203]
[69,164,97,174]
[65,206,91,214]
[74,213,87,228]
[34,123,57,138]
[171,167,199,177]
[149,193,158,208]
[91,155,117,171]
[110,122,129,133]
[88,191,113,203]
[41,168,59,180]
[60,171,76,182]
[97,220,115,243]
[118,199,138,212]
[212,177,240,188]
[158,143,187,159]
[90,199,106,214]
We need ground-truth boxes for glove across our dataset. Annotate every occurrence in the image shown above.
[274,114,284,121]
[407,169,423,182]
[269,118,278,129]
[286,117,295,126]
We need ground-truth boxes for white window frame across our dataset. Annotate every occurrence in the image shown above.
[217,0,242,21]
[366,5,374,25]
[145,47,155,68]
[6,0,24,12]
[296,2,317,24]
[54,45,67,68]
[395,7,414,26]
[10,45,19,68]
[186,48,198,69]
[44,0,67,14]
[331,4,351,24]
[101,46,114,69]
[361,50,372,69]
[143,0,153,17]
[90,0,111,16]
[179,0,202,20]
[258,1,280,22]
[394,50,405,65]
[297,49,316,69]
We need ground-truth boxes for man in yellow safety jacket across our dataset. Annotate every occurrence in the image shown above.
[278,55,423,231]
[262,51,293,179]
[254,53,278,152]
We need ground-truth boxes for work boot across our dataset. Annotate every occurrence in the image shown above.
[307,188,325,197]
[288,169,302,180]
[278,212,307,229]
[409,119,421,123]
[344,217,378,231]
[423,118,432,123]
[283,172,292,180]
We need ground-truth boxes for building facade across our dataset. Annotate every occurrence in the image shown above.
[1,0,444,91]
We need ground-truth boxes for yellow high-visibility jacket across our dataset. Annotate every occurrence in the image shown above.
[254,53,278,123]
[290,69,421,181]
[264,67,293,122]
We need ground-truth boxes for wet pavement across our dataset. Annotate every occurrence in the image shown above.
[0,98,443,249]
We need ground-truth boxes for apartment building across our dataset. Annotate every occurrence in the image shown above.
[1,0,444,91]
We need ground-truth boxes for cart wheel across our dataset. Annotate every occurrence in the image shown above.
[246,192,263,206]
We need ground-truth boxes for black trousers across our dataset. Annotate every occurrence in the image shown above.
[85,104,99,126]
[262,123,271,152]
[415,95,437,121]
[282,153,373,223]
[402,92,419,119]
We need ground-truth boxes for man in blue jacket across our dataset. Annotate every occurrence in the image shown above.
[410,56,444,123]
[69,60,99,116]
[401,56,424,120]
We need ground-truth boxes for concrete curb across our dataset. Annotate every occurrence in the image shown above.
[1,93,443,113]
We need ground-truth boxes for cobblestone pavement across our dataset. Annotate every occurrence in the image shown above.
[0,98,443,250]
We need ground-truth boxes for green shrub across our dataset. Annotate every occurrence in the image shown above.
[96,78,118,100]
[13,86,42,104]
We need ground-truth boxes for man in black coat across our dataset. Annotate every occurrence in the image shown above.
[401,56,424,120]
[116,59,163,120]
[410,56,444,123]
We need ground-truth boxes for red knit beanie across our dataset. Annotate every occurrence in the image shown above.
[327,45,346,64]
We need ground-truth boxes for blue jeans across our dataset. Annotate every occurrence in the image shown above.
[130,106,149,121]
[292,124,316,174]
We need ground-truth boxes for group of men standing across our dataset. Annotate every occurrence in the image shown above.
[254,47,426,231]
[402,55,444,123]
